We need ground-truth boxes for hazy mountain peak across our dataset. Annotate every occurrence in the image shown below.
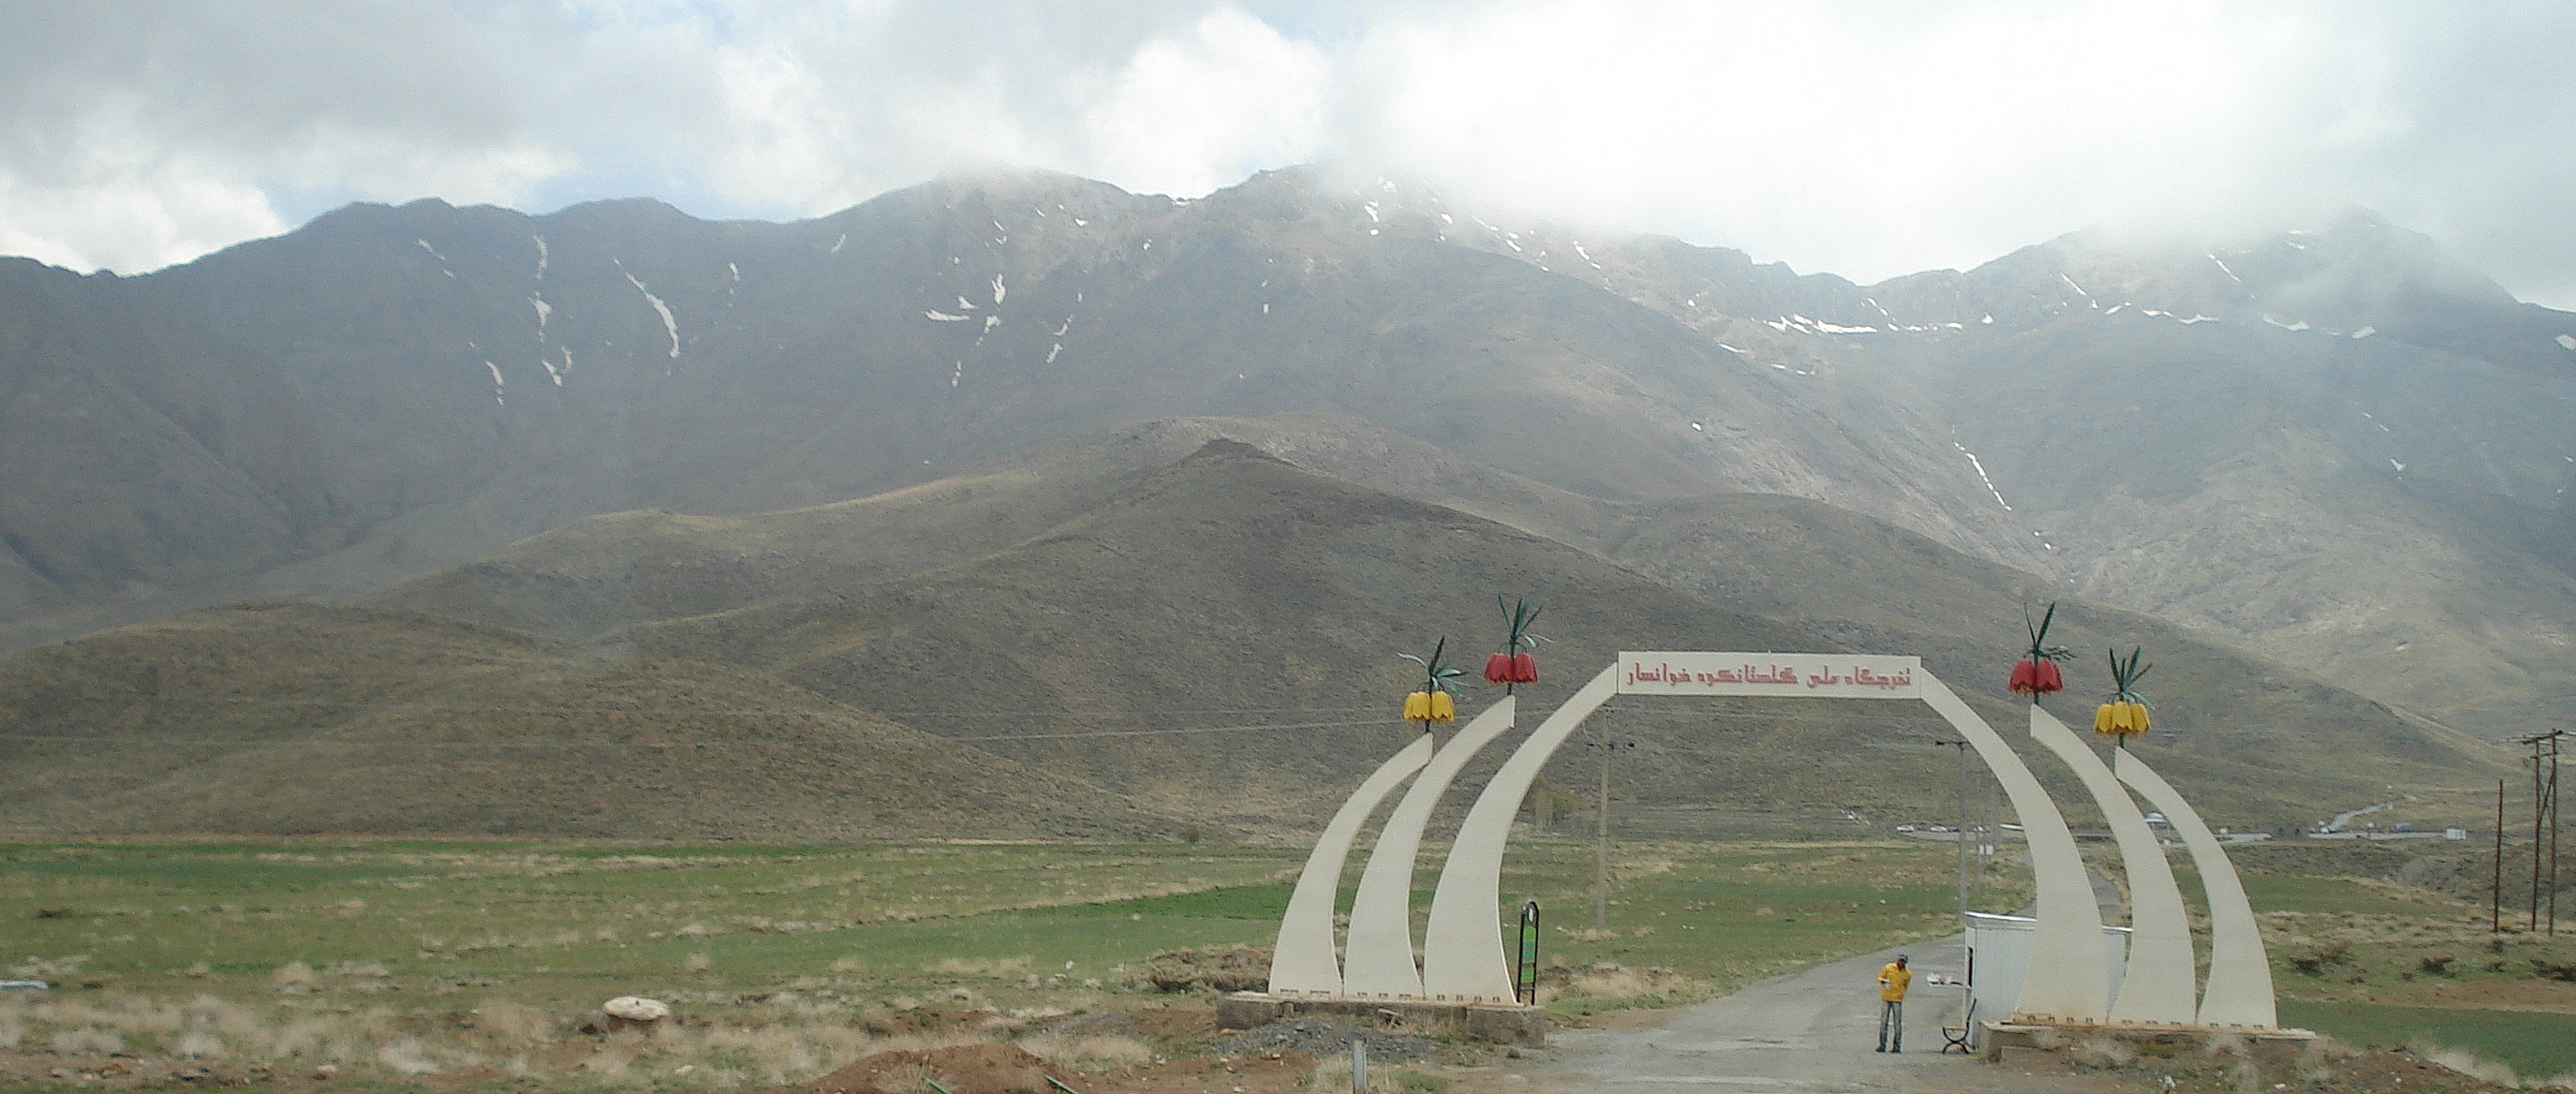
[1182,436,1292,466]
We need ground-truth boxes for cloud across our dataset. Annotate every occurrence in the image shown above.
[687,4,1329,212]
[1,1,2570,307]
[1078,7,1332,198]
[0,153,285,275]
[1336,1,2575,299]
[0,0,570,270]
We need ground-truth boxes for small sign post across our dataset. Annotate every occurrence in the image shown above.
[1515,900,1542,1004]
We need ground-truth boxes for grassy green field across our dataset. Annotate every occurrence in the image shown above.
[11,833,2572,1090]
[0,835,1993,1089]
[2229,849,2576,1084]
[2277,1001,2576,1083]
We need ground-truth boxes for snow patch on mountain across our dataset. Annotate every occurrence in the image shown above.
[619,268,681,361]
[1955,443,2013,511]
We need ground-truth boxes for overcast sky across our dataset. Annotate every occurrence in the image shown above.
[5,1,2571,306]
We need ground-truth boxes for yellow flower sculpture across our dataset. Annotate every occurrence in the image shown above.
[2093,646,2153,744]
[1398,638,1465,727]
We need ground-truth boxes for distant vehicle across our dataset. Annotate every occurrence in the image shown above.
[1895,824,1917,833]
[1926,824,1950,832]
[2392,822,2414,833]
[2143,811,2168,825]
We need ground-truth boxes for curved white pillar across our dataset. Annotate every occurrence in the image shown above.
[1421,666,1621,1001]
[2115,748,2278,1028]
[2029,706,2198,1024]
[1341,696,1517,998]
[1911,678,2108,1022]
[1266,733,1435,997]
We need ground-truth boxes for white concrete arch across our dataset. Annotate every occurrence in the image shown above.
[1341,696,1518,998]
[2029,705,2198,1024]
[1266,732,1435,998]
[1419,666,1619,1001]
[1414,654,2109,1023]
[2116,747,2278,1028]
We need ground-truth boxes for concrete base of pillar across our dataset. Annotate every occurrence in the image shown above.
[1981,1021,2316,1065]
[1216,992,1546,1047]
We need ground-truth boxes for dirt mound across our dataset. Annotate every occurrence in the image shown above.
[796,1044,1068,1094]
[1131,946,1271,993]
[1210,1017,1440,1062]
[1044,1006,1216,1045]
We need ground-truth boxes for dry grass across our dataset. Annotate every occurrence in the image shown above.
[0,989,1009,1087]
[1556,962,1704,1006]
[1016,1033,1152,1068]
[1310,1052,1356,1094]
[7,954,87,979]
[2066,1035,2135,1070]
[2419,1044,2520,1087]
[930,956,1033,978]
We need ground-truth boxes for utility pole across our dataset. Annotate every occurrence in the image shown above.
[1596,719,1611,932]
[2519,730,2565,936]
[2494,778,2506,936]
[1974,774,2002,909]
[1591,728,1636,932]
[1932,738,1973,918]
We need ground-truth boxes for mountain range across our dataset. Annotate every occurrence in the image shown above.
[0,430,2500,835]
[1,164,2567,835]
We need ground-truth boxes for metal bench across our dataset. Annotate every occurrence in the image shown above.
[1940,999,1977,1055]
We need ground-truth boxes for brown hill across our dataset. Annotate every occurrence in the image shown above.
[0,602,1177,839]
[370,427,2505,830]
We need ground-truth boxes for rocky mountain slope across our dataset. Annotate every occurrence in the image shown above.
[3,436,2506,835]
[2,166,2569,738]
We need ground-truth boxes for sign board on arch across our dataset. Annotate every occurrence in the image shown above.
[1616,652,1922,700]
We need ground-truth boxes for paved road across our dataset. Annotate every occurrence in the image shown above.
[1538,939,1981,1093]
[1530,870,2132,1093]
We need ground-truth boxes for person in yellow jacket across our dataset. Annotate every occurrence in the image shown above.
[1874,954,1911,1053]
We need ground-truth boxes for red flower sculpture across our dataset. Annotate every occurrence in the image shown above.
[1487,597,1546,690]
[2009,601,2075,697]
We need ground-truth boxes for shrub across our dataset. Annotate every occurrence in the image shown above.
[1130,946,1269,993]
